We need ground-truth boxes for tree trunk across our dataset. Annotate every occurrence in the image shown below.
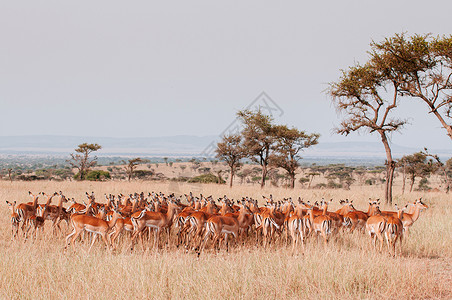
[290,173,295,189]
[308,175,314,189]
[401,164,406,194]
[410,177,415,192]
[380,131,395,204]
[229,168,234,188]
[261,164,267,188]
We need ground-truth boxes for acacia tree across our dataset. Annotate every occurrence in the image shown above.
[422,148,450,193]
[68,143,102,180]
[371,33,452,140]
[122,158,149,181]
[329,63,406,204]
[237,110,276,188]
[216,134,246,187]
[400,152,436,192]
[269,125,319,188]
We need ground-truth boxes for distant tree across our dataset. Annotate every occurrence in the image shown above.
[122,158,149,181]
[306,172,320,188]
[238,110,276,188]
[163,157,168,166]
[269,125,320,188]
[68,143,102,180]
[329,61,406,204]
[370,33,452,140]
[422,148,450,193]
[7,168,12,182]
[298,177,310,188]
[400,152,436,192]
[216,133,246,188]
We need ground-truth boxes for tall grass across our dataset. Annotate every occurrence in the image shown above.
[0,181,451,299]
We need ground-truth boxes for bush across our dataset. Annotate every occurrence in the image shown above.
[365,179,375,185]
[85,170,111,181]
[417,178,431,191]
[188,174,225,184]
[133,170,155,179]
[170,177,190,182]
[327,180,343,189]
[313,183,327,189]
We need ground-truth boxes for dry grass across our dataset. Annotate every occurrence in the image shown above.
[0,180,451,299]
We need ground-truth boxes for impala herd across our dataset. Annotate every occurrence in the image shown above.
[5,191,428,256]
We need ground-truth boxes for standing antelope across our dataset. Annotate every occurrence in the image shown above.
[130,200,181,251]
[365,202,386,252]
[6,201,20,238]
[16,192,40,232]
[307,201,332,246]
[287,200,306,254]
[400,199,428,235]
[64,203,122,252]
[384,205,404,257]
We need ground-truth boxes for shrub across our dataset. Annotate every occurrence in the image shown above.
[365,179,375,185]
[85,170,111,181]
[313,183,327,189]
[327,180,343,189]
[133,170,154,179]
[188,174,225,184]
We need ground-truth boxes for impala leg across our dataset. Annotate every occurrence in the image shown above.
[71,229,83,252]
[103,232,111,251]
[88,234,99,253]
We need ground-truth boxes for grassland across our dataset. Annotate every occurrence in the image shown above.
[0,180,451,299]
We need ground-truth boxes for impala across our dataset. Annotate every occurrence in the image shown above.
[16,192,40,231]
[365,202,386,252]
[64,203,122,252]
[308,201,332,246]
[400,199,428,235]
[42,192,68,232]
[287,200,307,254]
[130,200,181,250]
[198,211,242,255]
[6,201,20,238]
[384,205,404,257]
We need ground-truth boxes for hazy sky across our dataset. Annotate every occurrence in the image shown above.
[1,1,451,150]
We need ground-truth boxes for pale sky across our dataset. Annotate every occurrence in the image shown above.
[1,1,451,150]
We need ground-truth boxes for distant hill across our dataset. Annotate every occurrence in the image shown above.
[0,135,450,160]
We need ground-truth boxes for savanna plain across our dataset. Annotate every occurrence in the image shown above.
[0,180,451,300]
